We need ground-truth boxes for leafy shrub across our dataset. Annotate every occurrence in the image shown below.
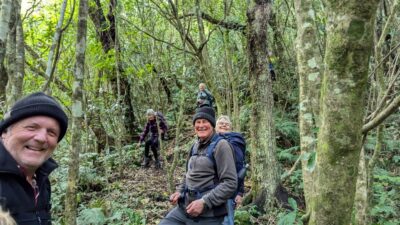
[371,168,400,224]
[277,198,303,225]
[235,209,252,225]
[78,208,107,225]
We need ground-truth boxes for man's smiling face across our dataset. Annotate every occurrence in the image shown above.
[194,118,213,141]
[1,116,60,173]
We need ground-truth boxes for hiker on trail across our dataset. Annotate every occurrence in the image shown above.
[138,109,168,169]
[196,83,215,108]
[216,115,247,225]
[159,106,237,225]
[0,92,68,225]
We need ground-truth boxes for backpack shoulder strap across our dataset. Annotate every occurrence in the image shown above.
[187,142,198,171]
[205,134,225,165]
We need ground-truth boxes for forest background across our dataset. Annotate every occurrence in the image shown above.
[0,0,399,224]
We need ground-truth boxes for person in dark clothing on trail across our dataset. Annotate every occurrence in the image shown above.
[0,92,68,225]
[138,109,168,169]
[159,107,237,225]
[196,83,215,108]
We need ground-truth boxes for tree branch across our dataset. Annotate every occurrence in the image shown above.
[24,46,71,94]
[179,11,246,33]
[362,95,400,134]
[122,18,196,57]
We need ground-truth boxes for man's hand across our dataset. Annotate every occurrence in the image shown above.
[169,192,181,205]
[186,199,205,217]
[235,195,243,208]
[137,142,141,148]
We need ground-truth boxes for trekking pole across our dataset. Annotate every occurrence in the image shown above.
[227,198,235,225]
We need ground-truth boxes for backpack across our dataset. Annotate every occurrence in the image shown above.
[155,111,167,126]
[190,132,247,194]
[196,90,215,108]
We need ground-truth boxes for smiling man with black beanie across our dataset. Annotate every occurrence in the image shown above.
[0,92,68,225]
[159,106,237,225]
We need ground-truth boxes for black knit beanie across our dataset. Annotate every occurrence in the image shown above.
[0,92,68,142]
[192,106,216,127]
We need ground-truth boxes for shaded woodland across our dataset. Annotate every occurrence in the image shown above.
[0,0,399,224]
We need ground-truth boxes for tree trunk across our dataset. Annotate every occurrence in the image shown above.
[166,85,187,192]
[354,1,399,223]
[294,0,323,219]
[64,0,88,223]
[14,0,24,102]
[309,0,380,224]
[247,0,279,211]
[194,0,222,114]
[42,0,67,92]
[0,0,12,101]
[5,1,15,110]
[354,145,368,225]
[222,30,240,131]
[5,0,23,108]
[88,0,135,148]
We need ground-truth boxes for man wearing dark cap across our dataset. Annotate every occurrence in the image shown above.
[0,92,68,225]
[159,106,237,225]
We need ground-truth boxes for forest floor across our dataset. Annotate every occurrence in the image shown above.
[105,159,184,225]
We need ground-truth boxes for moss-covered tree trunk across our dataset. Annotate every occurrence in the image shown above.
[247,0,279,211]
[294,0,323,218]
[0,0,12,102]
[88,0,135,149]
[354,1,399,223]
[4,1,17,109]
[309,0,380,224]
[64,0,87,223]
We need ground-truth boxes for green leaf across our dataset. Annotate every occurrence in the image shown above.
[288,198,298,211]
[306,151,317,172]
[278,211,297,225]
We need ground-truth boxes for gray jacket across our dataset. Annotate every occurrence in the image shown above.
[178,132,237,217]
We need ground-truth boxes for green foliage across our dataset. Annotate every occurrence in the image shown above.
[275,116,300,143]
[371,168,400,224]
[107,207,146,225]
[277,198,303,225]
[78,208,107,225]
[234,209,253,225]
[278,146,300,162]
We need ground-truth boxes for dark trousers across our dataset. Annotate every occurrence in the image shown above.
[158,207,224,225]
[144,138,159,160]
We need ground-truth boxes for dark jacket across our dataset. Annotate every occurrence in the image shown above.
[139,117,168,143]
[196,90,214,108]
[0,142,57,225]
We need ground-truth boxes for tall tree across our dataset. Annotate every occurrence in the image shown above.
[64,0,88,223]
[0,0,12,103]
[294,0,323,219]
[88,0,136,150]
[309,0,380,224]
[247,0,279,210]
[355,1,400,224]
[5,0,24,108]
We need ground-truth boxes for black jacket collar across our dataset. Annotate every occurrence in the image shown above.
[0,141,58,178]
